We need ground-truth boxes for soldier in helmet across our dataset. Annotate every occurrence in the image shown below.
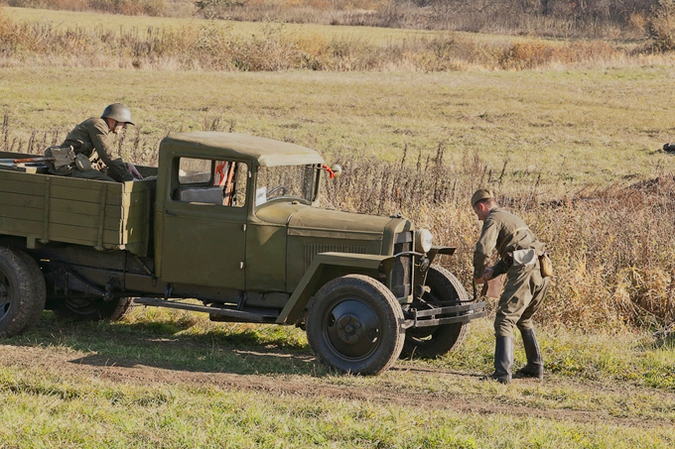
[471,188,550,384]
[46,103,142,182]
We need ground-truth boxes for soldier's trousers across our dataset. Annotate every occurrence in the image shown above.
[494,258,550,338]
[48,165,115,182]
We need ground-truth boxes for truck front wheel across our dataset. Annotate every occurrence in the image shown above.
[402,265,470,358]
[306,274,405,375]
[0,247,46,337]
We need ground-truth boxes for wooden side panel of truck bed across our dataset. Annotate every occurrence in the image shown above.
[0,154,153,257]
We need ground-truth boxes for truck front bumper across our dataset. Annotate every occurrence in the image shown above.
[403,301,487,329]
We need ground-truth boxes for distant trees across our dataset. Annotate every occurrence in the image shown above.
[379,0,675,41]
[393,0,658,24]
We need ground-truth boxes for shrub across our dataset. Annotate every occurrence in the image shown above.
[649,0,675,51]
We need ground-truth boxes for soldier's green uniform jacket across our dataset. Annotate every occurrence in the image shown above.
[50,117,133,182]
[473,208,545,279]
[474,207,549,338]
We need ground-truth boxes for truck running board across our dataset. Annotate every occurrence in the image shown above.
[133,297,278,323]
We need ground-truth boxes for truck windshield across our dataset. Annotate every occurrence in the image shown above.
[256,164,318,206]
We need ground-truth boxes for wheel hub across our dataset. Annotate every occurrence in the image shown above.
[326,299,381,359]
[336,315,362,343]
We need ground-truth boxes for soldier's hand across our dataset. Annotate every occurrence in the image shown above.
[481,267,494,282]
[127,162,143,180]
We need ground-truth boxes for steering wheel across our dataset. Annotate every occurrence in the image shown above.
[267,185,287,198]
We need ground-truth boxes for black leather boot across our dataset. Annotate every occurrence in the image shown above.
[489,336,513,384]
[514,328,544,380]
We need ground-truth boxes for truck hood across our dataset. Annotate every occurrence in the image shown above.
[256,201,404,241]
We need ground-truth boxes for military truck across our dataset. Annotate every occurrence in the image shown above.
[0,132,485,375]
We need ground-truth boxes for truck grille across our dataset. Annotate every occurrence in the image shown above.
[391,232,413,298]
[304,243,368,271]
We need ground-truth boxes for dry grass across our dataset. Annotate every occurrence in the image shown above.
[6,0,675,46]
[2,6,672,72]
[321,148,675,332]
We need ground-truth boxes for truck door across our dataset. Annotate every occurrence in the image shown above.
[160,157,248,289]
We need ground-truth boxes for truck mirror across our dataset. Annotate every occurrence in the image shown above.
[330,164,342,178]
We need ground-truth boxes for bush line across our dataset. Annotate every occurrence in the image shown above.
[0,6,669,71]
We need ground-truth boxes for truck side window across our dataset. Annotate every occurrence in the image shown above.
[174,157,247,207]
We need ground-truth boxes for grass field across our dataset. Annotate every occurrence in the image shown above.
[5,5,448,43]
[3,66,674,189]
[0,309,674,448]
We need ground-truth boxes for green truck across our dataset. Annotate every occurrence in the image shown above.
[0,132,485,375]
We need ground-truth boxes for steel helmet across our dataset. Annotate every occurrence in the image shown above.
[101,103,135,126]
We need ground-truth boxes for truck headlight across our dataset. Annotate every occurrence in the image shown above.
[414,229,433,253]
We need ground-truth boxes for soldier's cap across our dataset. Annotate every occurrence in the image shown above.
[471,188,494,207]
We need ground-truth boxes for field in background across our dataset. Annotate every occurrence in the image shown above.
[3,0,666,40]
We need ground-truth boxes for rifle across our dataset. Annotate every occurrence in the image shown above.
[0,156,55,165]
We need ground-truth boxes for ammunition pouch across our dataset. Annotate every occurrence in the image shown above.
[75,153,92,171]
[44,145,102,175]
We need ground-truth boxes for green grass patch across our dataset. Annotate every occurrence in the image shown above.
[3,311,675,447]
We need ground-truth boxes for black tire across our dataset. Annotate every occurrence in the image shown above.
[402,265,470,358]
[306,274,405,375]
[0,247,43,337]
[14,251,47,331]
[54,296,133,322]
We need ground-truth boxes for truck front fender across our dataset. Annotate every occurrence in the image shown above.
[427,246,456,265]
[415,246,457,289]
[276,252,396,325]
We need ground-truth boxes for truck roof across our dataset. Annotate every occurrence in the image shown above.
[160,132,325,167]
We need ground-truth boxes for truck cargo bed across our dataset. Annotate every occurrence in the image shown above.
[0,151,155,256]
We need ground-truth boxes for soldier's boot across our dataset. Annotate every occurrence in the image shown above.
[482,336,513,384]
[514,328,544,380]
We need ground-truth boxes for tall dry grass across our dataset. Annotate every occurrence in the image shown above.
[323,145,675,333]
[194,0,650,40]
[4,113,673,333]
[7,0,675,47]
[0,7,659,71]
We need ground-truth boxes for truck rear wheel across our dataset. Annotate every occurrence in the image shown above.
[306,274,405,375]
[54,297,133,322]
[15,251,47,331]
[0,247,45,337]
[402,265,470,358]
